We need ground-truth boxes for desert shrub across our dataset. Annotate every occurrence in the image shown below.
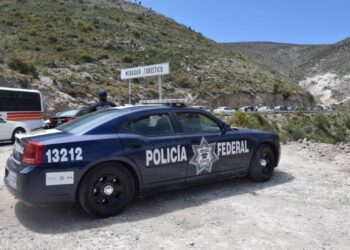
[251,113,267,127]
[123,55,133,63]
[273,83,280,94]
[306,91,315,103]
[98,54,109,60]
[78,21,93,32]
[314,113,330,130]
[56,46,64,52]
[104,42,114,50]
[282,87,293,100]
[81,54,95,63]
[137,15,144,22]
[230,112,261,129]
[48,32,58,43]
[285,121,305,140]
[7,55,38,78]
[29,28,38,36]
[175,76,193,88]
[345,115,350,129]
[334,127,347,142]
[132,31,141,39]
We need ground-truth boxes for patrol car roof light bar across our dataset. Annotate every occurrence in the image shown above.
[139,99,187,107]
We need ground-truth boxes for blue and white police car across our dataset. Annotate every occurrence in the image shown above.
[4,101,280,217]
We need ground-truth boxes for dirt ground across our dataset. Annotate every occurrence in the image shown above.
[0,141,349,249]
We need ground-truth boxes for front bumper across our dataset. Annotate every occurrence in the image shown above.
[4,156,77,205]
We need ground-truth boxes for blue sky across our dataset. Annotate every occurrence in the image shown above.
[139,0,350,44]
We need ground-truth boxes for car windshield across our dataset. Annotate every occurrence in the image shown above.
[58,109,80,117]
[57,109,122,134]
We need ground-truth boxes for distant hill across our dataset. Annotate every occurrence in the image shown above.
[0,0,310,114]
[224,39,350,105]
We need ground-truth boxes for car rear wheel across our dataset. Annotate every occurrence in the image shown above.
[11,127,25,143]
[78,163,135,217]
[248,144,275,182]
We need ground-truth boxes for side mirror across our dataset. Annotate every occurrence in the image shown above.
[221,123,231,133]
[0,117,6,123]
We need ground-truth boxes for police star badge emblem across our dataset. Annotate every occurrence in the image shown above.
[189,137,219,175]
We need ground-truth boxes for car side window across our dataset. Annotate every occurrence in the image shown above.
[127,114,174,136]
[177,112,221,134]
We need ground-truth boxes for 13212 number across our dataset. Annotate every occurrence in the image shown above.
[46,147,83,163]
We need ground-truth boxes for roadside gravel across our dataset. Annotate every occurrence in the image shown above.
[0,141,349,249]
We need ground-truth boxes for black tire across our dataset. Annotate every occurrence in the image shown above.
[248,144,275,182]
[11,127,26,144]
[78,163,135,217]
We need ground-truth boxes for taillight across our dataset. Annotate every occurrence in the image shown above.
[64,117,75,122]
[22,141,45,166]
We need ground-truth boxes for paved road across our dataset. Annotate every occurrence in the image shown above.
[0,142,349,249]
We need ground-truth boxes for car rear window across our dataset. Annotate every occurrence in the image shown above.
[57,109,121,134]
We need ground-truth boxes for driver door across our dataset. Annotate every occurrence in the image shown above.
[174,111,244,181]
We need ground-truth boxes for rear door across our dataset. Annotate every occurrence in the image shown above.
[119,112,188,187]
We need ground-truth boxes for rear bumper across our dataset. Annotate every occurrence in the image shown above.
[4,156,77,205]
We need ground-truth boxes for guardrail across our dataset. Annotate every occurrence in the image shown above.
[214,110,335,115]
[239,110,334,114]
[215,110,336,123]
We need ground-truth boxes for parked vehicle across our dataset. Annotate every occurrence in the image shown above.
[5,103,280,217]
[0,116,29,143]
[257,106,273,112]
[48,108,90,128]
[274,105,288,111]
[239,106,254,112]
[313,105,324,111]
[213,107,236,116]
[0,87,44,130]
[323,106,334,111]
[192,105,211,112]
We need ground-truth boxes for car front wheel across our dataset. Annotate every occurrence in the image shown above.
[248,144,275,182]
[78,163,135,217]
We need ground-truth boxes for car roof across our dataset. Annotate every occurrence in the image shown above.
[112,105,205,113]
[57,104,221,135]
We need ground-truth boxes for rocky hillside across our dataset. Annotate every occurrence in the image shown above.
[224,38,350,105]
[0,0,311,115]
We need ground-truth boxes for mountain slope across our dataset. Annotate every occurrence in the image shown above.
[0,0,310,114]
[224,39,350,105]
[223,42,326,78]
[296,38,350,104]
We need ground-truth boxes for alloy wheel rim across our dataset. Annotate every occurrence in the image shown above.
[92,174,124,205]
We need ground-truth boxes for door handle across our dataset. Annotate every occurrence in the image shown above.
[128,143,142,149]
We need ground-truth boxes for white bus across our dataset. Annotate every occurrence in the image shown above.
[0,87,45,131]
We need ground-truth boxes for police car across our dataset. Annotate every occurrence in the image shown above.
[4,101,280,217]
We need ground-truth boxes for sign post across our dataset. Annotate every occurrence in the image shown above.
[128,79,131,105]
[158,75,162,101]
[121,63,170,104]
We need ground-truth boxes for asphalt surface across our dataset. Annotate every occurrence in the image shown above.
[0,141,349,249]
